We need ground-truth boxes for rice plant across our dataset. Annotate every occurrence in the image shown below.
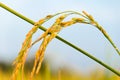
[0,2,120,80]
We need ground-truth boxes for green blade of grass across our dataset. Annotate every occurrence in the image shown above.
[0,2,120,76]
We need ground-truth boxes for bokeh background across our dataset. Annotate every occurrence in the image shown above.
[0,0,120,80]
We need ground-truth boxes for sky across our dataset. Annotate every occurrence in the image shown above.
[0,0,120,73]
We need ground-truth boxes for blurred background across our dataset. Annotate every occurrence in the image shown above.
[0,0,120,80]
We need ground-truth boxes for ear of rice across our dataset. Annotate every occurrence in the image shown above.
[11,15,53,80]
[30,14,69,78]
[82,11,120,55]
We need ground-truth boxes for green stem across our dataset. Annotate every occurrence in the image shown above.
[0,2,120,76]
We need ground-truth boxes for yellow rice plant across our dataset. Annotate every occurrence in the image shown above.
[0,2,120,79]
[11,11,120,80]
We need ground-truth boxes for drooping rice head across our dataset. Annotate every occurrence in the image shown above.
[30,14,70,78]
[82,11,120,55]
[11,15,53,80]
